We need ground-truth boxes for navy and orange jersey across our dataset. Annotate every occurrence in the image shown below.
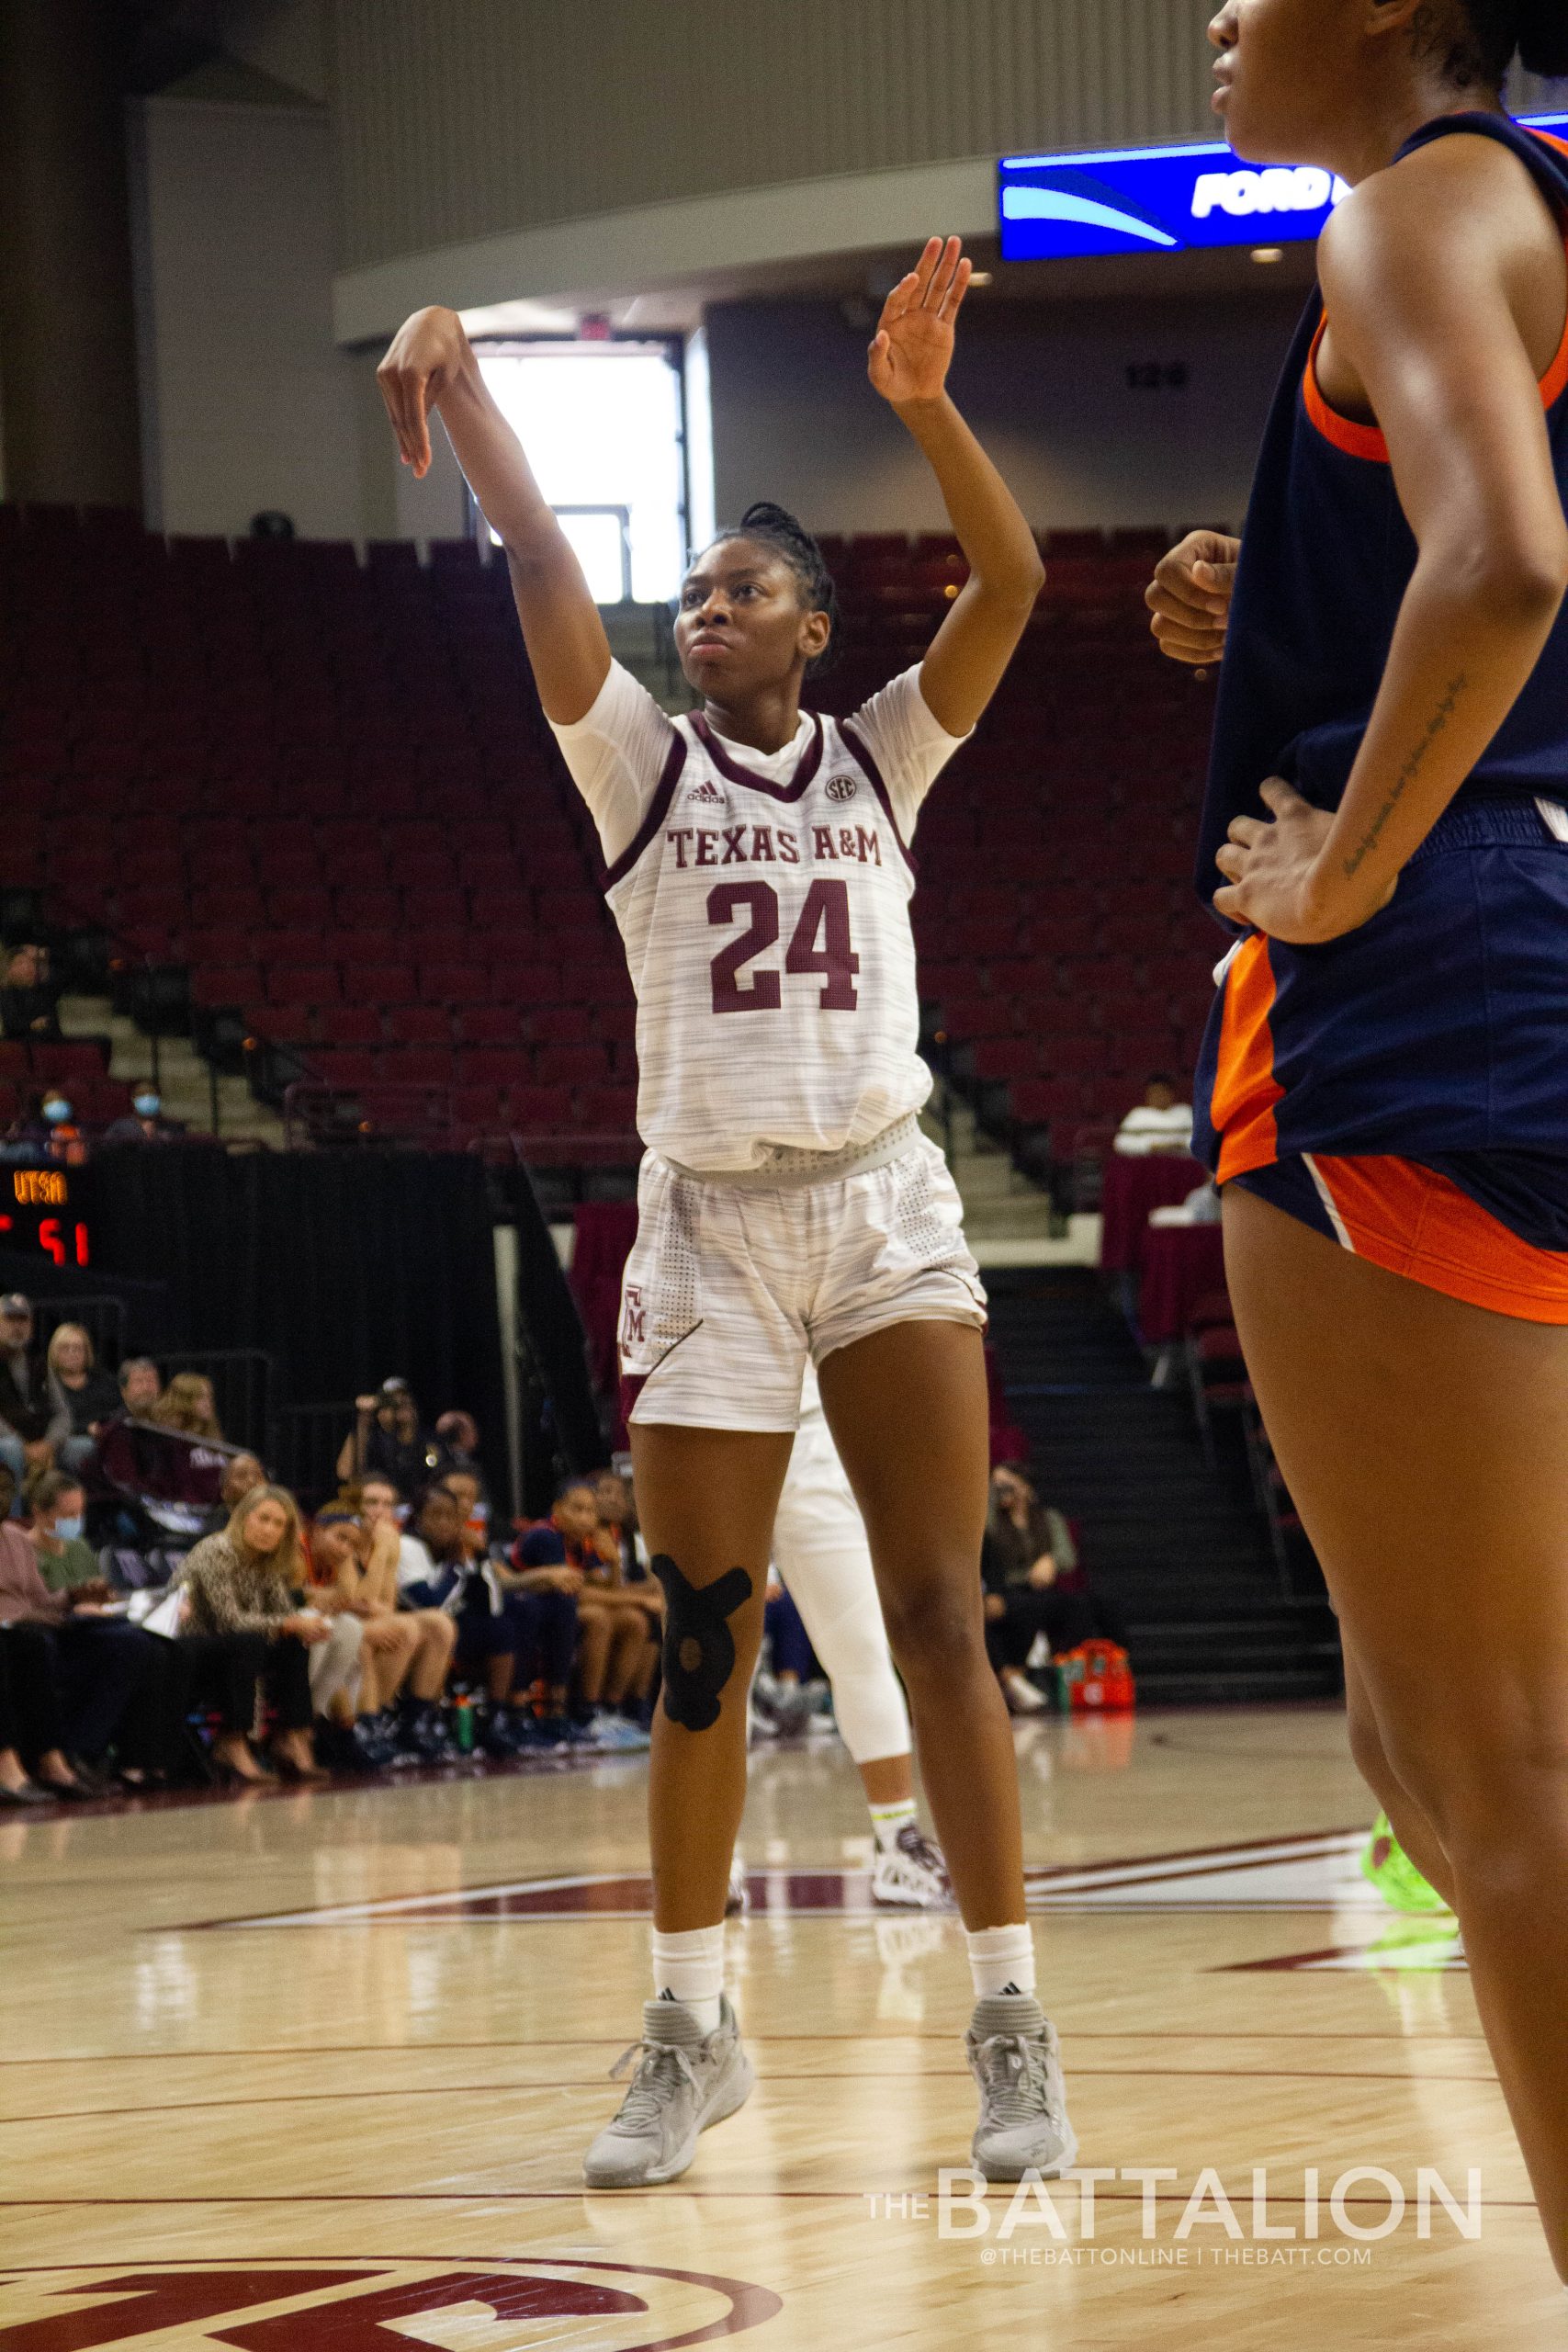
[1195,110,1568,910]
[1189,112,1568,1303]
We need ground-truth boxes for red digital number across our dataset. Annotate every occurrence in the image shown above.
[707,880,860,1013]
[38,1216,65,1267]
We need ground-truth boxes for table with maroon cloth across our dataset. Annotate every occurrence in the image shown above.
[1137,1222,1228,1345]
[1098,1152,1206,1278]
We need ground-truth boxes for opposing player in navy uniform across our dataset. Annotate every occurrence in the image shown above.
[1146,0,1568,2276]
[379,239,1076,2187]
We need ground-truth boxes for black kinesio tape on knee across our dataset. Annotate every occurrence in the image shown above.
[651,1555,753,1733]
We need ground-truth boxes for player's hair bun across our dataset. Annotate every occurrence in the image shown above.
[717,502,841,676]
[1518,0,1568,78]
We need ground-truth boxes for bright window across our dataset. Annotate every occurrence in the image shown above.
[475,345,685,605]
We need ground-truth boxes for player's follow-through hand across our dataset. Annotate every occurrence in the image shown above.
[1146,529,1241,667]
[868,236,973,408]
[378,306,468,481]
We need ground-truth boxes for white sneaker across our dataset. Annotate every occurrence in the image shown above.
[1002,1670,1048,1716]
[872,1823,954,1910]
[966,1993,1077,2182]
[583,1996,754,2188]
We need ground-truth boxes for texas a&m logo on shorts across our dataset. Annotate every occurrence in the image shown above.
[622,1283,648,1348]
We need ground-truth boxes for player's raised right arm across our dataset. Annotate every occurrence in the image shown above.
[377,305,611,724]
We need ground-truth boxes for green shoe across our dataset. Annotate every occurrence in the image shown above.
[1360,1814,1452,1915]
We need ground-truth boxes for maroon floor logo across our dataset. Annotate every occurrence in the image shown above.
[0,2260,782,2348]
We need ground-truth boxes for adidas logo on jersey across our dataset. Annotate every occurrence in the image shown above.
[825,775,859,803]
[685,780,725,805]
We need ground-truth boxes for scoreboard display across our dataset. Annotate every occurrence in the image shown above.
[0,1166,93,1270]
[998,114,1568,264]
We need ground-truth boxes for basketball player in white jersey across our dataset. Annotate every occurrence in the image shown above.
[378,238,1074,2188]
[742,1363,953,1912]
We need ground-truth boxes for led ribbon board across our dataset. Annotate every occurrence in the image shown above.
[998,116,1568,263]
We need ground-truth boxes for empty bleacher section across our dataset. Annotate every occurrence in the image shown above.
[0,504,1219,1191]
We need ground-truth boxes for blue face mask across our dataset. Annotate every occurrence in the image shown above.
[133,1094,161,1118]
[43,1100,70,1125]
[53,1514,84,1543]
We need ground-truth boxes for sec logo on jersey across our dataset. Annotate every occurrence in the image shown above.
[825,775,859,803]
[0,2259,784,2347]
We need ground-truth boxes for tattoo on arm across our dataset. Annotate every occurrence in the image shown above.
[1342,673,1469,878]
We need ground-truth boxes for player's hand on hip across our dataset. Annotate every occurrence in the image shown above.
[378,306,468,479]
[1214,778,1393,944]
[868,237,972,408]
[1146,530,1241,667]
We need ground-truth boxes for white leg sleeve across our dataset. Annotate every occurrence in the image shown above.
[772,1412,910,1766]
[307,1612,364,1713]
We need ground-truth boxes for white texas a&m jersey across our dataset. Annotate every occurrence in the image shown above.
[550,662,966,1174]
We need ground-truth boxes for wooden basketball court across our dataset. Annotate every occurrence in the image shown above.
[3,1706,1560,2347]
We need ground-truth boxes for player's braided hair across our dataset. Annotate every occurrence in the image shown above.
[1433,0,1568,84]
[712,500,840,676]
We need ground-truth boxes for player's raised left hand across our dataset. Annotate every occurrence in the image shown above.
[1214,777,1395,943]
[868,237,972,408]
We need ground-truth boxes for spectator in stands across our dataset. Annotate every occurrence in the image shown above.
[26,1470,97,1593]
[982,1464,1127,1712]
[177,1485,329,1781]
[337,1379,438,1495]
[151,1372,223,1442]
[436,1466,491,1557]
[312,1503,457,1759]
[205,1452,267,1534]
[356,1471,410,1533]
[1113,1074,1195,1158]
[0,1622,90,1802]
[45,1324,121,1478]
[398,1483,534,1754]
[0,1511,152,1791]
[0,1294,65,1496]
[593,1468,649,1581]
[525,1476,657,1743]
[102,1087,185,1147]
[0,944,62,1042]
[434,1410,484,1482]
[117,1358,163,1420]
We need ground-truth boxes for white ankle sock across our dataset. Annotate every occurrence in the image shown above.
[651,1926,727,2034]
[966,1922,1037,1999]
[869,1796,918,1852]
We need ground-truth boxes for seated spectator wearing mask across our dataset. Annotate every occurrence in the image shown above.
[46,1323,122,1479]
[982,1464,1129,1713]
[337,1378,436,1495]
[312,1504,456,1762]
[0,1294,66,1498]
[1113,1074,1195,1159]
[151,1371,223,1442]
[0,1505,156,1792]
[116,1358,163,1422]
[24,1466,188,1788]
[102,1087,185,1147]
[0,944,62,1042]
[178,1485,329,1782]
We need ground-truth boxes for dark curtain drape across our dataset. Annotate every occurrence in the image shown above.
[90,1146,509,1503]
[494,1165,604,1498]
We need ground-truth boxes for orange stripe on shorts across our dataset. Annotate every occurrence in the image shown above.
[1212,934,1284,1185]
[1309,1155,1568,1324]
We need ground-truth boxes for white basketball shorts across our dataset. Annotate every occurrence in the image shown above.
[618,1125,987,1432]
